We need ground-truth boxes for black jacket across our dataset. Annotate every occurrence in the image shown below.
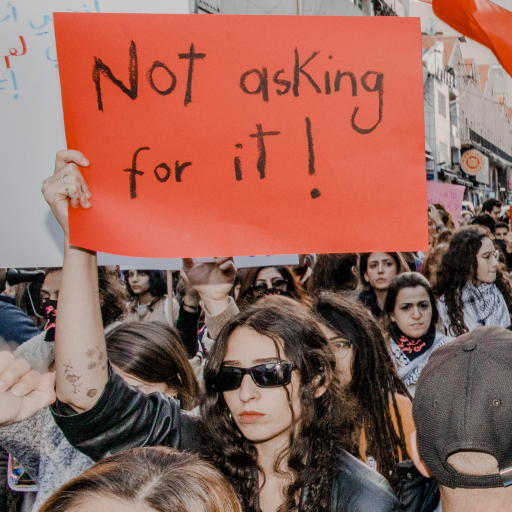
[52,366,402,512]
[396,460,440,512]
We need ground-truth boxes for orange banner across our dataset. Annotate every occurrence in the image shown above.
[54,13,428,257]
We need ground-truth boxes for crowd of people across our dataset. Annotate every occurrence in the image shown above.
[0,151,512,511]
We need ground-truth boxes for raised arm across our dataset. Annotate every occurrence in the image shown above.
[42,150,107,412]
[182,257,239,340]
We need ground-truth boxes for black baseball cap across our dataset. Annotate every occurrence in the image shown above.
[413,326,512,489]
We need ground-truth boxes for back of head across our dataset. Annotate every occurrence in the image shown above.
[421,243,448,287]
[434,227,487,300]
[433,203,455,229]
[106,322,199,410]
[482,198,502,215]
[413,327,512,489]
[471,214,496,235]
[307,254,359,295]
[39,447,243,512]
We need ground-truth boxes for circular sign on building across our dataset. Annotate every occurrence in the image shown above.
[461,150,485,176]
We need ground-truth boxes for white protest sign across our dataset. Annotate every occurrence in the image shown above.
[0,0,190,268]
[234,255,299,268]
[98,254,299,270]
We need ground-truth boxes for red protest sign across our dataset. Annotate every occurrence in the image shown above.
[54,13,428,257]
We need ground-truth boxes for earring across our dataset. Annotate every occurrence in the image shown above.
[228,411,232,420]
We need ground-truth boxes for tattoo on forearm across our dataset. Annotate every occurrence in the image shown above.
[63,360,82,394]
[61,346,107,396]
[86,388,97,398]
[84,347,106,366]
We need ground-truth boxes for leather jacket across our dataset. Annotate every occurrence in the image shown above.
[396,460,440,512]
[51,366,402,512]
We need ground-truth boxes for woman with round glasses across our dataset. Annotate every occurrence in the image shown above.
[434,227,512,336]
[382,273,453,397]
[41,150,401,512]
[312,293,414,488]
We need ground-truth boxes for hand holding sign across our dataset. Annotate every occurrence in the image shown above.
[41,150,91,238]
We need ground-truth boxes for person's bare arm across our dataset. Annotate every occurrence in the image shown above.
[42,150,107,413]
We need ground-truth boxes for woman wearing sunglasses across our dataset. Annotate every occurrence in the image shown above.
[434,227,512,336]
[312,293,414,489]
[235,266,306,310]
[42,150,400,512]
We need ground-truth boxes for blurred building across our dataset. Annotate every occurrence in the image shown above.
[194,0,409,16]
[413,1,512,205]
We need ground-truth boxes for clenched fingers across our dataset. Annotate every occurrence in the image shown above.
[0,357,31,393]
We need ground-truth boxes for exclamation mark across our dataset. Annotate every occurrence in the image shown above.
[234,143,243,181]
[305,117,320,198]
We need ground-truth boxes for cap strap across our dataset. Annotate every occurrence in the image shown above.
[500,467,512,487]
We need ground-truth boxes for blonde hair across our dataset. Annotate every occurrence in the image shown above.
[39,447,243,512]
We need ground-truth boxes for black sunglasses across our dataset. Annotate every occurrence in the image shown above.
[212,362,295,392]
[252,279,288,293]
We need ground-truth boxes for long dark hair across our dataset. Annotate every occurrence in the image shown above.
[123,269,168,314]
[383,272,439,339]
[201,296,356,512]
[106,322,199,410]
[359,252,410,291]
[39,447,243,512]
[307,254,359,295]
[236,266,306,310]
[312,293,410,487]
[433,228,512,336]
[123,269,168,298]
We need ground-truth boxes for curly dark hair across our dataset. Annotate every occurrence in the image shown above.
[421,244,448,288]
[433,228,512,336]
[200,296,357,512]
[307,254,359,295]
[236,266,307,310]
[312,293,410,488]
